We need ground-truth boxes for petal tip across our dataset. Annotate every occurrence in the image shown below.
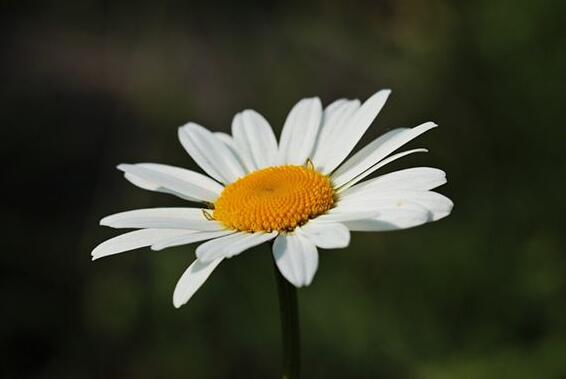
[372,89,392,99]
[116,163,129,172]
[150,244,163,252]
[172,298,184,309]
[447,198,455,211]
[194,248,210,263]
[172,287,186,308]
[178,122,200,135]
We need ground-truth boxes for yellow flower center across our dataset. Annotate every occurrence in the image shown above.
[213,165,335,232]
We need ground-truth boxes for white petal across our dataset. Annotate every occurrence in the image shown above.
[92,229,192,260]
[196,231,277,262]
[273,230,319,287]
[323,98,349,115]
[151,230,235,251]
[339,190,453,221]
[214,132,237,150]
[317,89,391,173]
[313,209,380,223]
[330,128,407,181]
[119,163,223,203]
[312,99,361,173]
[214,132,250,174]
[277,97,323,165]
[178,123,246,184]
[173,258,223,308]
[100,208,223,230]
[232,110,278,171]
[301,221,350,249]
[336,148,429,191]
[230,113,255,171]
[332,122,437,187]
[343,167,446,197]
[342,207,430,231]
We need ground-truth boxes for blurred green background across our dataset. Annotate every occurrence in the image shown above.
[2,0,565,378]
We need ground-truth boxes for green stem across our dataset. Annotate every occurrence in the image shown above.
[273,260,301,379]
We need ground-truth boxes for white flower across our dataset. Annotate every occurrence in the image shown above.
[92,90,453,308]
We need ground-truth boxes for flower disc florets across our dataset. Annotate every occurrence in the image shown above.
[213,165,335,232]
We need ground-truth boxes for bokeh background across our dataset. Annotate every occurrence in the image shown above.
[2,0,566,378]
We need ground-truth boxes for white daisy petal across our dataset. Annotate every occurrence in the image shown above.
[329,127,407,180]
[214,132,250,174]
[92,229,193,260]
[336,148,429,191]
[151,230,235,251]
[322,98,349,115]
[230,113,256,172]
[195,233,248,261]
[196,231,277,263]
[214,132,237,150]
[119,163,223,203]
[314,209,380,223]
[273,230,319,287]
[301,221,350,249]
[343,167,447,197]
[342,206,431,231]
[277,97,323,165]
[178,123,246,184]
[232,110,278,171]
[332,122,437,188]
[312,99,361,172]
[100,208,223,231]
[173,257,223,308]
[318,89,391,173]
[339,190,453,222]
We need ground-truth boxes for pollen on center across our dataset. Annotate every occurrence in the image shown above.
[213,165,335,232]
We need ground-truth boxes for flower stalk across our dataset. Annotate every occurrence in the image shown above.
[274,258,301,379]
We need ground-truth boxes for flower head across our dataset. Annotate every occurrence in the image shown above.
[92,90,453,308]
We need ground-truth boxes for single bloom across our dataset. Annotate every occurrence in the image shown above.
[92,90,453,308]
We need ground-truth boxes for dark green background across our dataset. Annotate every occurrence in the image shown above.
[2,0,565,378]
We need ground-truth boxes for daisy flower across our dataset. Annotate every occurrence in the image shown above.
[92,89,453,308]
